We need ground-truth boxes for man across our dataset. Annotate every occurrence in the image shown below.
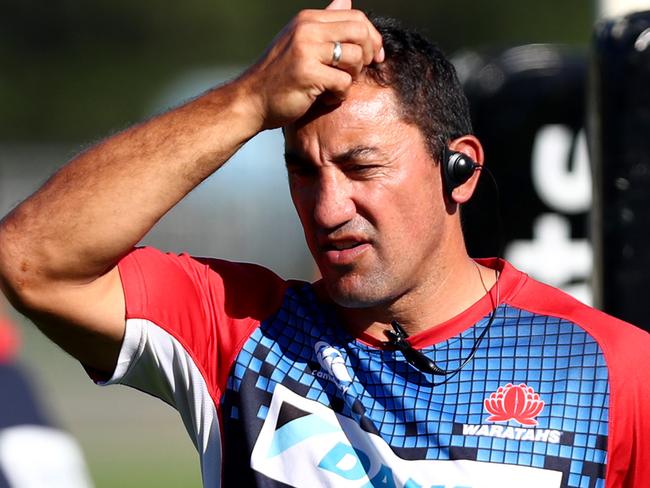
[0,1,648,487]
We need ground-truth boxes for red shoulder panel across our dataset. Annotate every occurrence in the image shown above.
[508,274,650,488]
[118,247,289,400]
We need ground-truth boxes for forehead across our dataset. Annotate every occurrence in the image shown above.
[284,82,406,151]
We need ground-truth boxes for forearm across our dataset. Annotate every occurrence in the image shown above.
[0,2,383,313]
[0,80,262,301]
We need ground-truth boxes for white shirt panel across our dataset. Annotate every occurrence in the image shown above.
[101,318,222,488]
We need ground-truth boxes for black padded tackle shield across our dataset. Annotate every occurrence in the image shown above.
[590,11,650,331]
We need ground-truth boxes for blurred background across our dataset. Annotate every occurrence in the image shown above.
[1,0,649,486]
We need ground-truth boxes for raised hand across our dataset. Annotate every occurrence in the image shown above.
[238,0,384,130]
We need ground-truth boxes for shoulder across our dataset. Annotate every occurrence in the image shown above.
[118,246,293,322]
[506,263,650,418]
[114,247,300,397]
[506,266,650,359]
[500,262,650,484]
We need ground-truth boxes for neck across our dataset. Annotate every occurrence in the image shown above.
[336,255,498,342]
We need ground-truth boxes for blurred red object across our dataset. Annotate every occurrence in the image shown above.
[0,311,20,363]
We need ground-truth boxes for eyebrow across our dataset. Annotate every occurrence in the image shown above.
[284,145,384,168]
[330,145,383,164]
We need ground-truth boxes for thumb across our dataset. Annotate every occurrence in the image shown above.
[325,0,352,10]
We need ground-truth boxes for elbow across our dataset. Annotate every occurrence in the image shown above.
[0,268,37,316]
[0,268,31,318]
[0,222,42,315]
[0,210,83,317]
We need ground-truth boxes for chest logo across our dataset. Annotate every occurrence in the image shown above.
[484,383,545,426]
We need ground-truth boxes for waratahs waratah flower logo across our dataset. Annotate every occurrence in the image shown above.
[484,383,545,426]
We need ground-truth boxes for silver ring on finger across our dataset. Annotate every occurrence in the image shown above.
[331,41,342,67]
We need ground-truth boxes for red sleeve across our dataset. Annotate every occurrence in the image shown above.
[509,277,650,488]
[117,246,289,399]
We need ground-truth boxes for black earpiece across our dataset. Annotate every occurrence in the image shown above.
[442,147,480,195]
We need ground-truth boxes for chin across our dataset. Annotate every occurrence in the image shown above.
[322,273,394,309]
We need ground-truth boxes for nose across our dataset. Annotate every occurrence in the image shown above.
[312,168,356,230]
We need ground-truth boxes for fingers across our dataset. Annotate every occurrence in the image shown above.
[240,4,383,129]
[320,41,364,78]
[296,9,383,63]
[313,64,354,103]
[325,0,352,10]
[316,20,380,66]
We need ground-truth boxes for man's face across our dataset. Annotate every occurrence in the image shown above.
[284,82,449,309]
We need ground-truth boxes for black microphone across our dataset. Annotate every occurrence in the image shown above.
[385,321,448,375]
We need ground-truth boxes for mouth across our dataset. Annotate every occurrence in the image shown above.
[320,239,371,265]
[324,240,365,251]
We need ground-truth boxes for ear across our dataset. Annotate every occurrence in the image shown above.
[448,135,484,204]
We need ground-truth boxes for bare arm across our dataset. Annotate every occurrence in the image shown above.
[0,0,383,374]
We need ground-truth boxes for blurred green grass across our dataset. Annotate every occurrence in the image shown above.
[88,444,201,487]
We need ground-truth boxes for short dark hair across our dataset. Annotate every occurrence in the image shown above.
[364,16,473,163]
